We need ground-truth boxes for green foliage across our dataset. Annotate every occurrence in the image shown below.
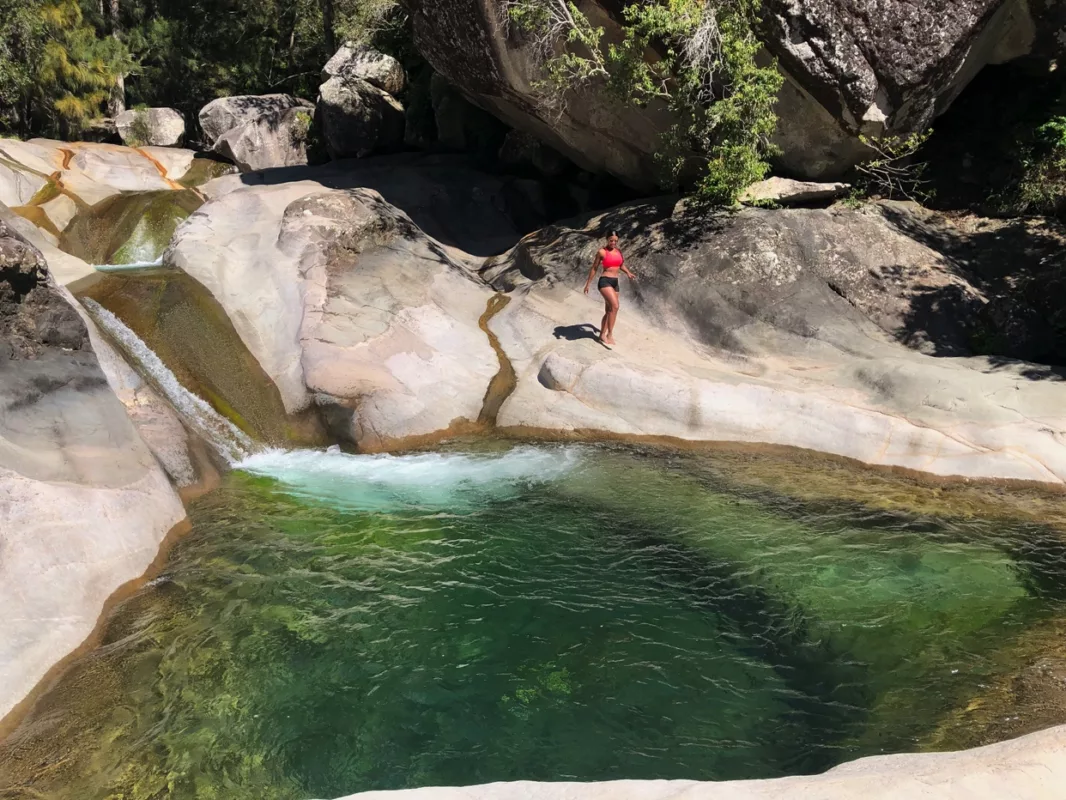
[507,0,782,205]
[333,0,402,47]
[0,0,130,137]
[0,0,407,141]
[854,130,934,203]
[993,111,1066,217]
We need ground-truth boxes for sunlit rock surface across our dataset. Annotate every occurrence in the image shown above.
[0,221,186,722]
[484,199,1066,483]
[333,725,1066,800]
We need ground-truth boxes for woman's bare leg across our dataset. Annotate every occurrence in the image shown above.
[599,286,620,343]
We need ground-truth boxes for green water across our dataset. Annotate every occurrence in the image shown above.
[3,444,1066,800]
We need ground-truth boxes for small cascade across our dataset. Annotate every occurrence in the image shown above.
[82,298,257,464]
[92,256,165,273]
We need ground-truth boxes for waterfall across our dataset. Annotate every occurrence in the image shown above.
[82,299,257,464]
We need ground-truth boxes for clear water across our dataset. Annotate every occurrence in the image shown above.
[3,443,1066,800]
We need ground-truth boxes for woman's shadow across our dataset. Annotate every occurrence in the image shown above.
[552,324,611,349]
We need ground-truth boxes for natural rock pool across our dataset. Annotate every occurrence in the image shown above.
[2,443,1066,799]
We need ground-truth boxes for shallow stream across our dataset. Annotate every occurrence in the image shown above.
[3,442,1066,799]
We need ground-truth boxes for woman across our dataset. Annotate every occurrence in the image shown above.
[583,232,636,345]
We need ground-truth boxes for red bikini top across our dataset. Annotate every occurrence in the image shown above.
[602,248,624,268]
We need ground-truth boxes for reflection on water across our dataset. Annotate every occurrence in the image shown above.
[2,443,1065,800]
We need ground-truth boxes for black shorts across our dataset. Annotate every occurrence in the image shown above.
[598,276,619,292]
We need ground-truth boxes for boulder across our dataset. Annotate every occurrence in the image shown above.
[212,104,315,172]
[0,219,186,722]
[318,76,405,160]
[406,0,1055,184]
[198,94,312,148]
[323,43,407,95]
[739,177,850,206]
[169,182,497,450]
[114,107,186,147]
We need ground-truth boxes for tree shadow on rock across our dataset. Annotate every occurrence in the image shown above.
[878,203,1066,371]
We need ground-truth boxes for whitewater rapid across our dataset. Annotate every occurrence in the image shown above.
[234,446,583,512]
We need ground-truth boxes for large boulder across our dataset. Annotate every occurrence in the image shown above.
[430,73,509,154]
[323,43,407,95]
[318,76,405,160]
[212,104,315,172]
[0,220,186,722]
[198,94,311,147]
[406,0,1056,184]
[168,182,498,450]
[114,107,186,147]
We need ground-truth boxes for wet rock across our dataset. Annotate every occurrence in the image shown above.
[115,107,186,148]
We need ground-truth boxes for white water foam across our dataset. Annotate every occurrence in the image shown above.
[234,446,582,512]
[82,298,256,464]
[92,257,165,272]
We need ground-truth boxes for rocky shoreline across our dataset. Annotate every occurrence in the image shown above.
[4,140,1066,792]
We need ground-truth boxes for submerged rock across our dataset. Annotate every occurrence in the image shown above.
[115,107,186,148]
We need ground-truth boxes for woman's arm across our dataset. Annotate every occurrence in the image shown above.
[621,263,636,280]
[584,250,604,294]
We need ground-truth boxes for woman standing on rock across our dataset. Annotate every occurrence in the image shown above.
[584,232,636,345]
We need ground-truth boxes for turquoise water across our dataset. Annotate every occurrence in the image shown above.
[2,443,1065,799]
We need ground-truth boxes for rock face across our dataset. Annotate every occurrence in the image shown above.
[480,198,1066,484]
[762,0,1038,138]
[406,0,1051,185]
[198,94,315,171]
[0,220,186,723]
[115,107,186,147]
[0,140,197,285]
[166,156,545,448]
[334,725,1066,800]
[324,44,407,95]
[318,76,405,160]
[169,154,1066,484]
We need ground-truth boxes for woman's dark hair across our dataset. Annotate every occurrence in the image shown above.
[606,231,618,239]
